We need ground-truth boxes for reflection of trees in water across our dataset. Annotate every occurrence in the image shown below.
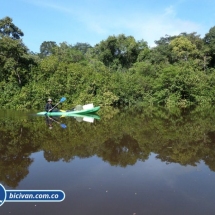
[2,106,215,188]
[43,134,149,167]
[0,119,40,188]
[44,150,75,162]
[203,153,215,172]
[25,107,215,170]
[201,131,215,172]
[97,134,149,167]
[0,156,33,188]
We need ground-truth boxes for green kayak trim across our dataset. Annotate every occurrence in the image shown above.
[37,106,100,116]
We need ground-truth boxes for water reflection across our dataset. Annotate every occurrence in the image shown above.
[0,106,215,189]
[0,155,33,188]
[97,134,149,167]
[42,113,101,129]
[45,116,67,129]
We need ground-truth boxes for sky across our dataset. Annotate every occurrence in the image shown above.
[1,0,215,53]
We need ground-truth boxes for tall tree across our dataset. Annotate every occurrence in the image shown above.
[73,42,92,54]
[0,16,24,39]
[39,41,57,58]
[53,42,85,63]
[148,34,177,64]
[0,17,35,85]
[91,34,146,70]
[170,36,199,61]
[204,26,215,67]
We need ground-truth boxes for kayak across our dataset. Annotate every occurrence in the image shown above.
[37,106,100,116]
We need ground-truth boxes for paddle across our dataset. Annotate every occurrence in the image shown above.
[48,116,67,129]
[45,97,66,115]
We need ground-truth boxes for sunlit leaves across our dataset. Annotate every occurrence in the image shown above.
[39,55,59,76]
[170,36,199,61]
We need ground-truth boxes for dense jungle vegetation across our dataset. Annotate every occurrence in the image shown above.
[1,16,215,109]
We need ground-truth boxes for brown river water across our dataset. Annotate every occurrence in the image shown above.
[0,106,215,215]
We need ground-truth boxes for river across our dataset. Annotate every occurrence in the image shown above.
[0,106,215,215]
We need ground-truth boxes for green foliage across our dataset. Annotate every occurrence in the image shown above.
[39,55,59,77]
[39,41,57,58]
[0,16,24,39]
[52,42,86,64]
[204,26,215,67]
[89,34,148,70]
[170,36,199,61]
[73,42,92,54]
[1,16,215,109]
[151,64,214,107]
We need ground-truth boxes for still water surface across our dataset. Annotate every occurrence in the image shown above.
[0,107,215,215]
